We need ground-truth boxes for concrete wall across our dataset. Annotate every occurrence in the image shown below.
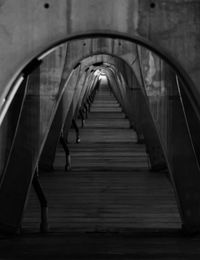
[0,0,199,103]
[138,46,169,147]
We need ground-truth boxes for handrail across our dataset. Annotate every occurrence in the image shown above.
[0,75,24,126]
[175,75,199,163]
[0,58,42,127]
[176,75,200,168]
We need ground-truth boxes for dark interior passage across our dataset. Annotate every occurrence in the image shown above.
[23,79,181,232]
[0,2,200,258]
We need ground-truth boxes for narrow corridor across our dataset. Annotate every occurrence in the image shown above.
[0,2,200,258]
[23,81,181,232]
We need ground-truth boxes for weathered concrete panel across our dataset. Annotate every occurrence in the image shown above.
[92,38,113,53]
[69,0,138,34]
[0,0,199,105]
[0,0,68,97]
[138,0,200,92]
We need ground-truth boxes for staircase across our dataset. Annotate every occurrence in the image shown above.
[23,81,181,232]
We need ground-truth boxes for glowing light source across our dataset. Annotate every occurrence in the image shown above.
[94,69,101,76]
[99,74,107,81]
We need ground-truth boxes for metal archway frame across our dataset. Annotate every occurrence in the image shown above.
[1,31,200,126]
[0,33,200,234]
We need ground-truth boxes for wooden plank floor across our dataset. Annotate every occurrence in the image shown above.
[2,231,200,260]
[23,83,181,232]
[2,83,200,260]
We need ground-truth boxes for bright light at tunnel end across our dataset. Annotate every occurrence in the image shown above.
[93,69,107,81]
[94,69,101,77]
[99,74,107,81]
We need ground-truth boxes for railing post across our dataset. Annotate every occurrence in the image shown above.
[79,110,85,128]
[32,166,49,233]
[84,103,88,119]
[60,132,71,171]
[72,119,80,143]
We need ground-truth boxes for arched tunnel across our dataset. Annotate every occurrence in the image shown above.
[0,1,200,258]
[1,33,200,233]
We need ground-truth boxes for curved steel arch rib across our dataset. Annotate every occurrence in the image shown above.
[0,34,200,234]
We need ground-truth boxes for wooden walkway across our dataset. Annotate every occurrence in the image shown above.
[2,82,200,259]
[23,82,181,232]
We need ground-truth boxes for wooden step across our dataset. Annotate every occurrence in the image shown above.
[23,83,181,233]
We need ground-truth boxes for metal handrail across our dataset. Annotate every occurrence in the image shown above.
[0,75,24,126]
[176,75,200,167]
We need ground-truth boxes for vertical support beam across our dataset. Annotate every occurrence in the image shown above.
[63,70,88,139]
[32,167,49,233]
[79,109,85,128]
[0,72,41,233]
[108,68,166,171]
[72,119,80,143]
[65,69,97,137]
[39,67,80,171]
[60,132,71,172]
[0,77,29,181]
